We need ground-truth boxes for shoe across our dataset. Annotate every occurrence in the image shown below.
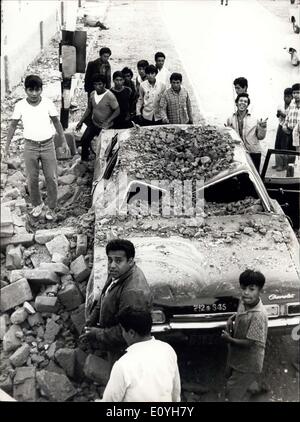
[31,202,44,217]
[44,206,56,221]
[272,165,278,169]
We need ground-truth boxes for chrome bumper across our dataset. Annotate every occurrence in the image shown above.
[151,316,300,333]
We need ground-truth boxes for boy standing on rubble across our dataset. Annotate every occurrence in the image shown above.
[3,74,70,221]
[221,269,268,402]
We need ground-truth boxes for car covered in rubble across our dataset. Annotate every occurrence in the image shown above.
[87,124,300,337]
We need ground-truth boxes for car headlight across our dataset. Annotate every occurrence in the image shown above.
[265,304,279,318]
[151,310,166,324]
[286,302,300,316]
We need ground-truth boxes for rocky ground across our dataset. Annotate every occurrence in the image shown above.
[0,0,299,403]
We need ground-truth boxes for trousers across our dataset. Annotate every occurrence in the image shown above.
[23,138,58,209]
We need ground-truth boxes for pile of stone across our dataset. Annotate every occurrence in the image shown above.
[118,125,236,181]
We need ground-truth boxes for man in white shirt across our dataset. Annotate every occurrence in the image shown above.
[136,65,166,126]
[101,308,181,402]
[4,74,70,221]
[155,51,171,87]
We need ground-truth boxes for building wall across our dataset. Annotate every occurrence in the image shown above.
[1,0,63,97]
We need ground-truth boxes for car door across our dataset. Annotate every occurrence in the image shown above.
[261,149,300,228]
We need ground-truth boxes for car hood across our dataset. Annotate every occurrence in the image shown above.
[133,217,300,305]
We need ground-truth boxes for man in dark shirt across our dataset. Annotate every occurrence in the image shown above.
[84,47,112,101]
[122,67,137,118]
[110,71,133,129]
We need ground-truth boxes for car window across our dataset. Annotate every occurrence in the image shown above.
[263,151,300,179]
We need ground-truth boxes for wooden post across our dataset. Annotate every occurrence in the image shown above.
[40,21,44,50]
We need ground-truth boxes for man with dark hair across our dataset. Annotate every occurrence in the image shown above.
[136,59,149,93]
[282,83,300,153]
[136,65,166,126]
[226,93,267,171]
[121,67,137,118]
[222,269,268,402]
[4,74,70,221]
[273,87,293,170]
[233,77,248,95]
[155,51,171,87]
[101,308,181,402]
[76,74,120,161]
[84,47,112,100]
[80,239,153,367]
[110,71,133,129]
[160,72,193,124]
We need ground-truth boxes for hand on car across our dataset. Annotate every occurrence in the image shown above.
[61,142,71,157]
[221,330,232,342]
[79,327,99,343]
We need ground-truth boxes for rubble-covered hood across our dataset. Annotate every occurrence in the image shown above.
[131,217,300,304]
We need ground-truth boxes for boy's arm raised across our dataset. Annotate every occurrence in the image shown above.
[3,119,19,161]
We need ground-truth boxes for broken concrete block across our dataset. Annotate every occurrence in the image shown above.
[58,174,76,185]
[8,170,25,187]
[61,274,74,285]
[70,304,86,334]
[35,296,59,313]
[44,319,61,343]
[35,227,76,245]
[76,234,87,257]
[84,354,110,385]
[23,301,36,315]
[13,367,36,402]
[52,252,70,266]
[46,342,57,360]
[1,206,13,226]
[9,344,31,367]
[28,313,43,327]
[7,157,21,170]
[0,314,10,340]
[30,245,52,268]
[46,234,70,257]
[57,186,74,203]
[0,233,34,250]
[0,278,33,312]
[15,198,27,212]
[0,224,14,238]
[3,325,23,353]
[54,348,76,378]
[10,269,25,283]
[36,370,76,402]
[23,269,60,286]
[70,255,90,282]
[39,262,69,275]
[45,360,66,375]
[0,374,13,394]
[6,244,24,269]
[3,187,20,200]
[10,308,28,324]
[58,282,83,311]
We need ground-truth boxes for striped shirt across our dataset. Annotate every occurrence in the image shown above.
[160,87,193,124]
[283,100,300,131]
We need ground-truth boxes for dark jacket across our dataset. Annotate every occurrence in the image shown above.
[84,58,111,93]
[88,264,153,349]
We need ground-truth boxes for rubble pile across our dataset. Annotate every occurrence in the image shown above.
[118,126,236,181]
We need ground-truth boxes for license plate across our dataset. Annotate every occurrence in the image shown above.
[193,303,227,313]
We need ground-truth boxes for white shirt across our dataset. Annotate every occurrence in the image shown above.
[94,90,108,105]
[12,97,58,141]
[155,66,171,87]
[102,337,181,402]
[136,80,166,121]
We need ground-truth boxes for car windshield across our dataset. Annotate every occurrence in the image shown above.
[123,171,264,217]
